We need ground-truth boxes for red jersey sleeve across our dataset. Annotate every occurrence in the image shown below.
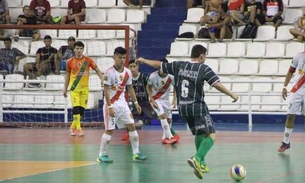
[87,57,97,70]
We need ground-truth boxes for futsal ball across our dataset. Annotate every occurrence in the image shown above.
[229,164,246,181]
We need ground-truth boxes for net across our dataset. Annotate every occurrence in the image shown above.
[0,24,137,127]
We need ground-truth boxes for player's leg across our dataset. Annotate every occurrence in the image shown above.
[278,93,301,152]
[70,91,81,136]
[76,90,88,136]
[164,105,180,142]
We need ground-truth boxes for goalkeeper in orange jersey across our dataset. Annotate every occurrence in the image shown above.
[63,41,103,136]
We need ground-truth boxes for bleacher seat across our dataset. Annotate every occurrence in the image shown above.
[86,41,106,56]
[85,0,97,7]
[288,0,305,8]
[51,40,67,50]
[22,0,31,6]
[78,30,97,39]
[254,26,275,41]
[283,42,305,58]
[275,25,294,41]
[106,40,125,55]
[232,77,251,92]
[40,29,58,38]
[89,74,102,91]
[17,57,35,72]
[188,41,208,56]
[2,94,13,107]
[263,42,285,58]
[96,57,114,73]
[207,43,226,58]
[10,8,22,23]
[58,30,77,39]
[184,8,205,23]
[86,9,106,24]
[55,95,71,108]
[126,9,145,23]
[226,42,246,58]
[3,74,24,90]
[106,9,126,24]
[13,93,35,108]
[8,0,22,7]
[167,41,189,57]
[51,8,67,18]
[252,77,273,92]
[282,0,289,6]
[283,9,303,24]
[238,59,259,75]
[98,0,116,7]
[218,59,239,75]
[178,24,197,39]
[12,40,30,55]
[96,30,116,39]
[244,42,265,58]
[60,0,69,7]
[205,59,219,73]
[204,95,220,110]
[117,0,129,7]
[30,41,45,56]
[240,96,261,111]
[210,76,231,92]
[273,77,290,92]
[277,60,291,75]
[220,96,240,110]
[44,75,65,91]
[258,59,279,75]
[116,24,136,38]
[34,95,55,108]
[49,0,60,7]
[260,96,282,111]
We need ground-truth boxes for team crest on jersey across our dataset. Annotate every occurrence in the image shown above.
[161,81,165,86]
[77,62,82,68]
[119,75,123,81]
[111,86,116,90]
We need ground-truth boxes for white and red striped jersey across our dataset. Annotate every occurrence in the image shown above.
[147,71,174,101]
[290,52,305,95]
[104,66,132,103]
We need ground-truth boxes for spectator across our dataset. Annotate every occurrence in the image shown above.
[0,0,11,39]
[200,0,222,26]
[29,0,53,24]
[187,0,207,9]
[228,0,246,25]
[207,3,233,42]
[60,0,86,25]
[123,0,151,9]
[58,36,75,71]
[244,0,265,26]
[14,5,41,41]
[262,0,283,30]
[0,37,26,74]
[23,35,58,87]
[289,14,305,43]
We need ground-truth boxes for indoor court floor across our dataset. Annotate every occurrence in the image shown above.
[0,123,304,183]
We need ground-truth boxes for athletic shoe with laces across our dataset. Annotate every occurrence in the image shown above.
[122,131,129,141]
[77,129,84,137]
[173,134,180,142]
[70,127,77,136]
[97,154,113,163]
[200,163,210,173]
[187,156,203,179]
[278,142,290,152]
[162,138,177,145]
[133,153,147,161]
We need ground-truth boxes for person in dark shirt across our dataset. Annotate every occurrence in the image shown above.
[14,5,41,41]
[244,0,265,26]
[58,36,75,71]
[60,0,86,25]
[137,45,238,179]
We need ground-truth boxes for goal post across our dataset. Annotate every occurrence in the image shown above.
[0,24,137,127]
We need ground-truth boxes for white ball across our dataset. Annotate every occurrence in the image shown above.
[230,164,246,181]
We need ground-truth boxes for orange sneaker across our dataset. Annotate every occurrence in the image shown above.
[173,134,180,142]
[162,138,171,144]
[122,131,129,141]
[77,129,85,137]
[169,137,178,144]
[70,127,77,136]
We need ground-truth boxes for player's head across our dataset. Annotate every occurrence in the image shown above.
[190,45,207,63]
[73,41,85,57]
[159,58,168,76]
[113,46,127,68]
[67,36,76,47]
[128,59,139,74]
[3,37,12,49]
[43,35,52,47]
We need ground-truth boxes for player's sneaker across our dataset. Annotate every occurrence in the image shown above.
[169,137,178,144]
[187,156,203,179]
[173,134,180,142]
[70,127,77,136]
[200,164,210,173]
[278,142,290,152]
[97,154,113,163]
[122,131,129,141]
[162,138,177,144]
[133,153,147,161]
[77,129,85,137]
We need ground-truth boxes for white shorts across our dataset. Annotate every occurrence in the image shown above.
[103,101,134,130]
[151,100,172,118]
[287,93,305,115]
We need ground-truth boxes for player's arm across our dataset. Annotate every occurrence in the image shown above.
[146,83,158,109]
[282,67,295,100]
[172,88,177,109]
[127,85,141,114]
[94,67,104,87]
[213,82,238,102]
[63,72,70,98]
[137,57,161,69]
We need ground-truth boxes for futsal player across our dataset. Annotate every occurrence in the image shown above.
[137,45,238,179]
[63,41,103,136]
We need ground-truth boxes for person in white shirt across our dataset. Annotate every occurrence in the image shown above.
[262,0,283,29]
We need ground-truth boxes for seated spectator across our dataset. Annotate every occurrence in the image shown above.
[289,14,305,43]
[23,35,58,87]
[58,36,75,71]
[207,3,233,42]
[60,0,86,25]
[244,0,265,26]
[228,0,246,26]
[14,5,41,41]
[200,0,222,26]
[0,37,26,74]
[187,0,207,9]
[123,0,151,9]
[30,0,53,24]
[262,0,283,30]
[0,0,11,39]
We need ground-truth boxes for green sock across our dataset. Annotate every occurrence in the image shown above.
[195,134,205,151]
[170,128,176,135]
[195,136,214,164]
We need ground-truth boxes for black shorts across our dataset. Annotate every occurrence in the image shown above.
[193,0,203,6]
[131,101,157,120]
[256,14,265,25]
[130,0,151,5]
[184,115,215,136]
[267,15,283,24]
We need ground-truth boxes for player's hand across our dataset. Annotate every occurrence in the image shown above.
[63,89,68,98]
[231,93,239,103]
[282,88,288,100]
[136,57,146,64]
[109,107,116,117]
[135,103,142,114]
[150,98,159,109]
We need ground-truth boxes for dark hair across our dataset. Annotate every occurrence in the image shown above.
[74,41,85,48]
[190,45,207,58]
[160,58,168,63]
[23,5,30,11]
[3,37,12,42]
[44,35,52,40]
[114,46,127,55]
[128,59,138,65]
[221,2,228,13]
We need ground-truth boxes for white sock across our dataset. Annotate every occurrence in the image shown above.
[99,133,111,157]
[283,127,293,144]
[129,130,140,155]
[160,119,173,139]
[162,131,165,139]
